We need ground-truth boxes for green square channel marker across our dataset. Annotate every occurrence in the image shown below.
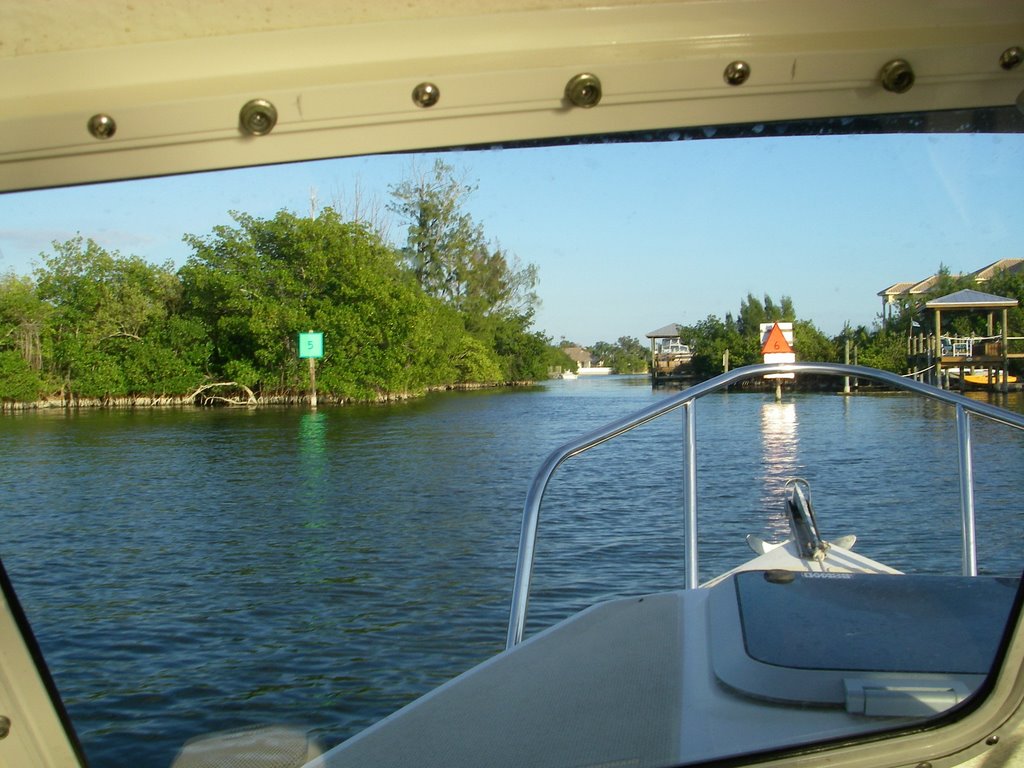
[298,332,324,359]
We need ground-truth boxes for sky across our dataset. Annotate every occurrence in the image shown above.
[1,130,1021,347]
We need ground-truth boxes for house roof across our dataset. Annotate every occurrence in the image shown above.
[924,289,1019,310]
[968,258,1024,281]
[880,260,1024,299]
[877,281,916,298]
[562,346,593,365]
[876,274,955,299]
[646,323,682,339]
[908,274,954,294]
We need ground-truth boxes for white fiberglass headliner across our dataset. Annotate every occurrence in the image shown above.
[3,1,1022,193]
[1,0,679,57]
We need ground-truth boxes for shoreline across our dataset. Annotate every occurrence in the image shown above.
[0,380,535,412]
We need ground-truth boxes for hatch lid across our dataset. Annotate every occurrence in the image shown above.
[709,571,1019,716]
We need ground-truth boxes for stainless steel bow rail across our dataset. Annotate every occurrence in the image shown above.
[506,362,1024,649]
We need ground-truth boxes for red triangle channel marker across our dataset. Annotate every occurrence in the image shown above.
[760,322,794,355]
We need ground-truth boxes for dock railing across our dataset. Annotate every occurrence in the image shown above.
[506,362,1024,649]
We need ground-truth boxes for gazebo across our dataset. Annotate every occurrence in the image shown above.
[646,323,683,348]
[924,289,1019,390]
[646,323,694,383]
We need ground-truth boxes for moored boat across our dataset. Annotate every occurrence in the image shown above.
[948,368,1019,387]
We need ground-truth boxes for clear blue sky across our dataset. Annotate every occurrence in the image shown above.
[1,132,1021,346]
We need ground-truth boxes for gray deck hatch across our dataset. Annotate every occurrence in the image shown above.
[709,571,1019,716]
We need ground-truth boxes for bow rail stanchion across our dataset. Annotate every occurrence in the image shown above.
[956,405,978,577]
[506,362,1024,650]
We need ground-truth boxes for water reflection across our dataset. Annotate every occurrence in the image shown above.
[758,401,798,540]
[298,411,329,517]
[299,412,328,464]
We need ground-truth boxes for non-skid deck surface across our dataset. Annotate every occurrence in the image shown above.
[316,592,683,768]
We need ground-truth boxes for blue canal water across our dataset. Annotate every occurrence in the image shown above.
[1,376,1022,766]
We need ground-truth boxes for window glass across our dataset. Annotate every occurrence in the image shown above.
[0,106,1022,766]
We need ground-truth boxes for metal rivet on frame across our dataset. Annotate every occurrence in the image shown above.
[412,82,441,108]
[564,73,602,108]
[1001,46,1023,71]
[239,99,278,136]
[724,61,751,86]
[87,113,117,140]
[880,59,915,93]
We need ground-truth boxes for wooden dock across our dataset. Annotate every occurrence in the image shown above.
[908,290,1023,392]
[906,334,1023,392]
[647,323,697,386]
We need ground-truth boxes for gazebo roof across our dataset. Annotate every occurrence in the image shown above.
[646,323,682,339]
[924,289,1019,310]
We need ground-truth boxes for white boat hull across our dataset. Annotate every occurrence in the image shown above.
[316,542,1015,768]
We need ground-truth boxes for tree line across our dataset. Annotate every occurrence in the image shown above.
[5,155,1021,405]
[672,270,1022,379]
[0,161,567,405]
[679,293,887,378]
[581,266,1023,380]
